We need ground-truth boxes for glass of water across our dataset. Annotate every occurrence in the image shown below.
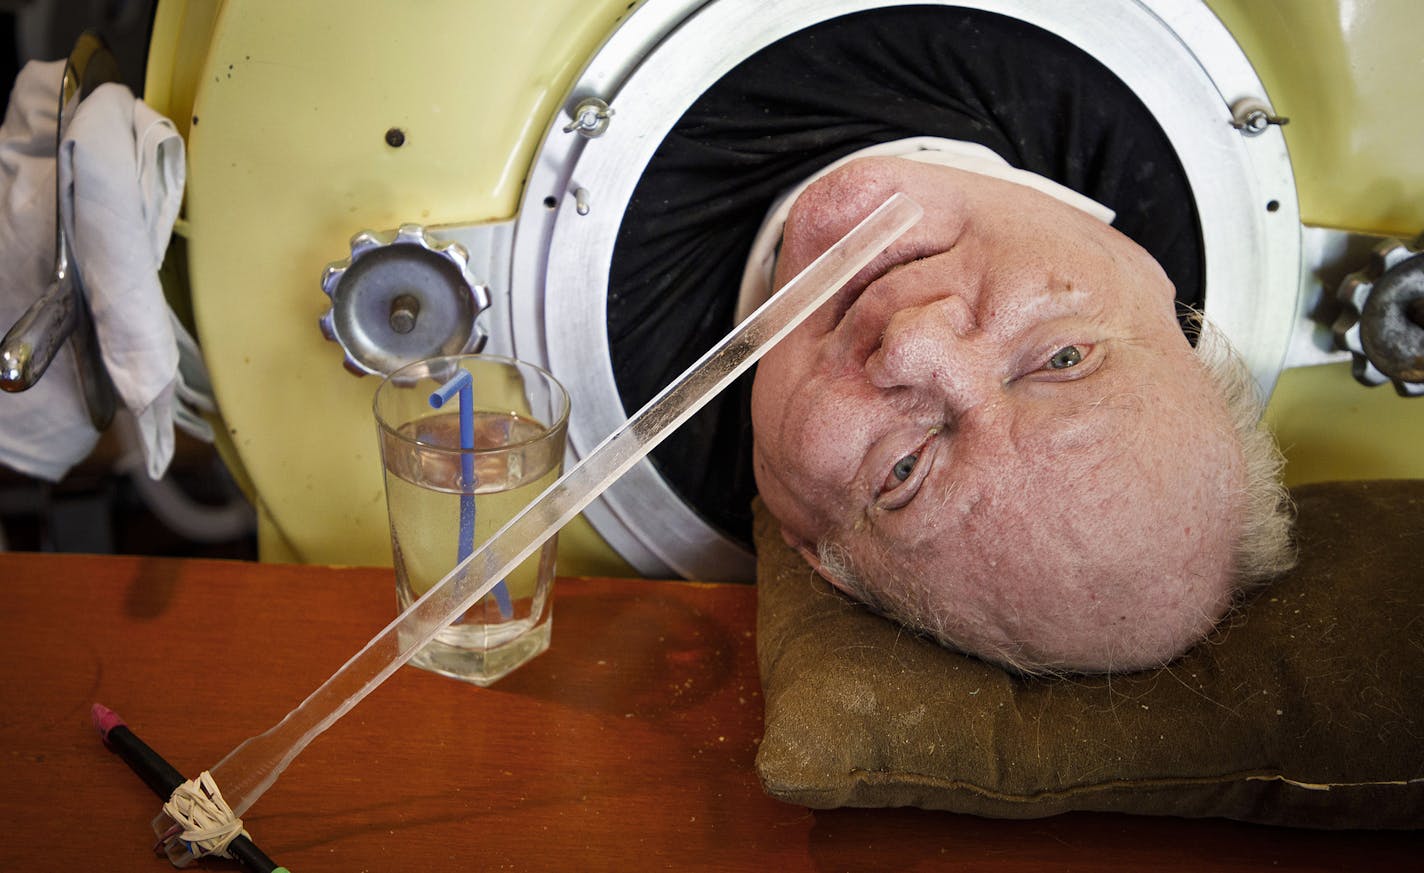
[373,354,569,685]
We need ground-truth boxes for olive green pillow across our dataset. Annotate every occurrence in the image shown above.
[754,480,1424,829]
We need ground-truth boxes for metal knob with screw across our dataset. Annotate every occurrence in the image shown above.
[318,225,491,377]
[1332,233,1424,396]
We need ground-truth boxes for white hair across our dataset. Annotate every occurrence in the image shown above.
[1187,316,1296,584]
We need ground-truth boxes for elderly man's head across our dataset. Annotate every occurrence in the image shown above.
[750,157,1292,674]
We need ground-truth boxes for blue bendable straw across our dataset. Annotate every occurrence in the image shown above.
[430,369,514,619]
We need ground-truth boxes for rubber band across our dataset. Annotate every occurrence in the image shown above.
[159,770,249,859]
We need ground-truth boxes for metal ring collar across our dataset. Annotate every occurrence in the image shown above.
[509,0,1300,580]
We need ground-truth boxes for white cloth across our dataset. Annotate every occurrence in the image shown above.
[60,80,211,479]
[734,137,1117,324]
[0,60,97,481]
[0,60,210,482]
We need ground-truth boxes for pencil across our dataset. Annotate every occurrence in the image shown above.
[92,703,289,873]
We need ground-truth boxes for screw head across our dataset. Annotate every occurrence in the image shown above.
[562,98,612,137]
[389,293,420,334]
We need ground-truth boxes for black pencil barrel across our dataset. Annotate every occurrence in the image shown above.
[105,724,185,797]
[228,835,280,871]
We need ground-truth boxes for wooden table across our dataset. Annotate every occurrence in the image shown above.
[1,552,1418,871]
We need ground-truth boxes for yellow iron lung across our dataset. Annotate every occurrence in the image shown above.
[144,0,1424,570]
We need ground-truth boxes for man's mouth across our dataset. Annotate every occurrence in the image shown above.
[827,238,936,328]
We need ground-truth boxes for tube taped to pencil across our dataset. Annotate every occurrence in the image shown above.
[92,704,288,872]
[153,193,923,860]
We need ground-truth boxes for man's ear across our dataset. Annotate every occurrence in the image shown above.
[781,527,854,595]
[780,526,813,561]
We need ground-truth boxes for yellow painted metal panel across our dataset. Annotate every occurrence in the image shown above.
[1265,362,1424,485]
[143,0,222,143]
[1206,0,1424,236]
[1208,0,1424,483]
[184,0,636,573]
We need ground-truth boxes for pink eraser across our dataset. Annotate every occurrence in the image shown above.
[91,702,124,737]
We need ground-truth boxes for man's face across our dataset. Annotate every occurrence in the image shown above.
[750,157,1245,672]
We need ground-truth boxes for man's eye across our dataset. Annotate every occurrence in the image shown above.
[1047,345,1083,370]
[891,454,918,483]
[881,452,920,500]
[877,429,939,510]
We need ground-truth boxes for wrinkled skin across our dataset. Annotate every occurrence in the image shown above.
[750,157,1245,673]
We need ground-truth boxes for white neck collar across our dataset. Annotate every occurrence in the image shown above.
[734,137,1115,324]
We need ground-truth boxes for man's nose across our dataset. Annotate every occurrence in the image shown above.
[867,296,990,407]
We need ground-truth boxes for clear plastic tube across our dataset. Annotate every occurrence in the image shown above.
[159,192,922,845]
